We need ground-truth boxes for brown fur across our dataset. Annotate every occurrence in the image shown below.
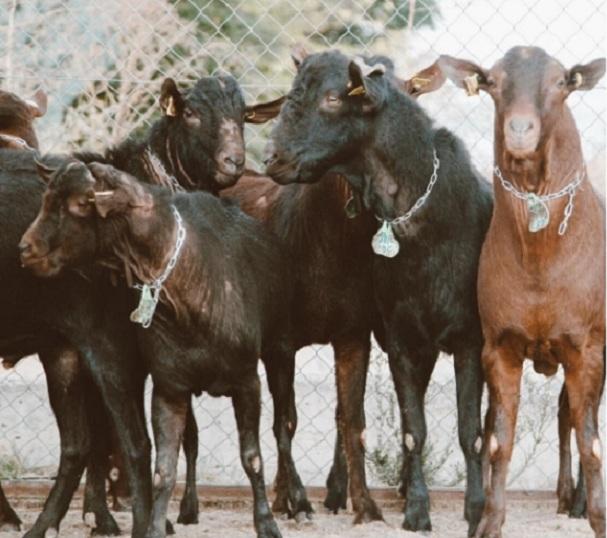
[439,46,605,538]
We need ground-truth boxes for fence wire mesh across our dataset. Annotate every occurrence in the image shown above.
[0,0,604,491]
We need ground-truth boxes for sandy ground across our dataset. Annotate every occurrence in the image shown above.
[0,501,594,538]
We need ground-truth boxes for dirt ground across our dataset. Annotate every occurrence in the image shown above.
[0,498,594,537]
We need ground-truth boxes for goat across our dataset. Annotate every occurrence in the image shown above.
[221,52,443,523]
[21,159,298,538]
[261,49,493,536]
[438,46,605,538]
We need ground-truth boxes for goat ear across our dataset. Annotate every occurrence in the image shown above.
[567,58,606,92]
[437,55,490,96]
[26,89,48,118]
[35,159,56,183]
[400,60,447,98]
[347,57,387,113]
[159,78,184,117]
[245,96,286,124]
[291,43,309,70]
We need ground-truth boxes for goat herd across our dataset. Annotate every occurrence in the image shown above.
[0,44,604,538]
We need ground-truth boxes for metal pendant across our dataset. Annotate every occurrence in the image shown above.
[371,221,400,258]
[526,193,550,233]
[130,284,159,328]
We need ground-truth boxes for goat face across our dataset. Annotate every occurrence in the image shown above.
[0,89,47,150]
[20,160,98,277]
[160,75,246,187]
[438,47,605,159]
[263,49,392,185]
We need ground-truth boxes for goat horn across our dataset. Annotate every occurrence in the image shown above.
[166,96,177,117]
[348,85,366,96]
[464,74,480,96]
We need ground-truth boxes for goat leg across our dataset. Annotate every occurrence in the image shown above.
[177,397,200,525]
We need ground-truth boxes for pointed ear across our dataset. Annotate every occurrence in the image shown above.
[291,43,309,70]
[437,55,490,96]
[245,96,286,124]
[400,60,447,98]
[88,162,153,218]
[159,78,184,117]
[25,89,47,118]
[347,57,387,113]
[567,58,606,92]
[35,158,56,183]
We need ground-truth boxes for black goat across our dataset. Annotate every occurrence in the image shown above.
[263,49,493,537]
[0,74,256,536]
[22,160,298,538]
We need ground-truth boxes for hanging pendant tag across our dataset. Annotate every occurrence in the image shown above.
[371,221,400,258]
[526,193,550,233]
[130,285,159,328]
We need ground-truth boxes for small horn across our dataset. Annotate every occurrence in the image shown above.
[464,73,480,96]
[166,96,177,117]
[353,56,386,78]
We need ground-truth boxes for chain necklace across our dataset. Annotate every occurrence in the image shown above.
[130,205,187,328]
[372,148,440,258]
[494,166,584,235]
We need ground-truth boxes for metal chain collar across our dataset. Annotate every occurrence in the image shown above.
[132,205,187,328]
[145,148,185,193]
[494,166,584,235]
[378,148,441,228]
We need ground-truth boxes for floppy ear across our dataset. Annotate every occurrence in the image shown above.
[437,55,490,96]
[0,134,31,150]
[159,78,184,117]
[88,162,153,218]
[400,60,447,98]
[35,159,56,183]
[291,43,309,70]
[25,89,48,118]
[245,96,286,124]
[566,58,606,92]
[347,57,387,113]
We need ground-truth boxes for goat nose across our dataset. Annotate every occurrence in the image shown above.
[18,241,32,256]
[224,154,245,168]
[509,117,534,135]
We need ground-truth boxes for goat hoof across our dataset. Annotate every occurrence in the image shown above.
[352,498,383,524]
[403,499,432,532]
[294,511,313,525]
[569,501,587,519]
[165,519,175,535]
[257,516,282,538]
[0,510,21,531]
[177,495,199,525]
[272,491,290,517]
[91,513,121,536]
[473,514,503,538]
[323,487,347,514]
[465,499,484,536]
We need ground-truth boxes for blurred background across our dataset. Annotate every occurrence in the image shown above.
[0,0,604,491]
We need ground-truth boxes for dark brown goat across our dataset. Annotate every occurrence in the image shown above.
[438,47,605,538]
[21,160,298,538]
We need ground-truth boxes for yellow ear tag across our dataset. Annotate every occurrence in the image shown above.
[411,76,430,91]
[464,74,479,96]
[348,85,366,96]
[166,96,177,117]
[573,72,583,88]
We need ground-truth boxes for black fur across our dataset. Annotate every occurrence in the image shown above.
[265,49,493,536]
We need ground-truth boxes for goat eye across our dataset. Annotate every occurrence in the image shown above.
[183,108,193,118]
[325,94,341,106]
[557,79,566,89]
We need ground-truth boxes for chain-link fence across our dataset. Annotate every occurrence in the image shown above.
[0,0,604,492]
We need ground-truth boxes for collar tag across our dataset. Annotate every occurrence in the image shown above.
[372,220,400,258]
[526,193,550,232]
[130,284,160,328]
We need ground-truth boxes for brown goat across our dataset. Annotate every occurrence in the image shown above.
[438,47,605,538]
[0,88,46,150]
